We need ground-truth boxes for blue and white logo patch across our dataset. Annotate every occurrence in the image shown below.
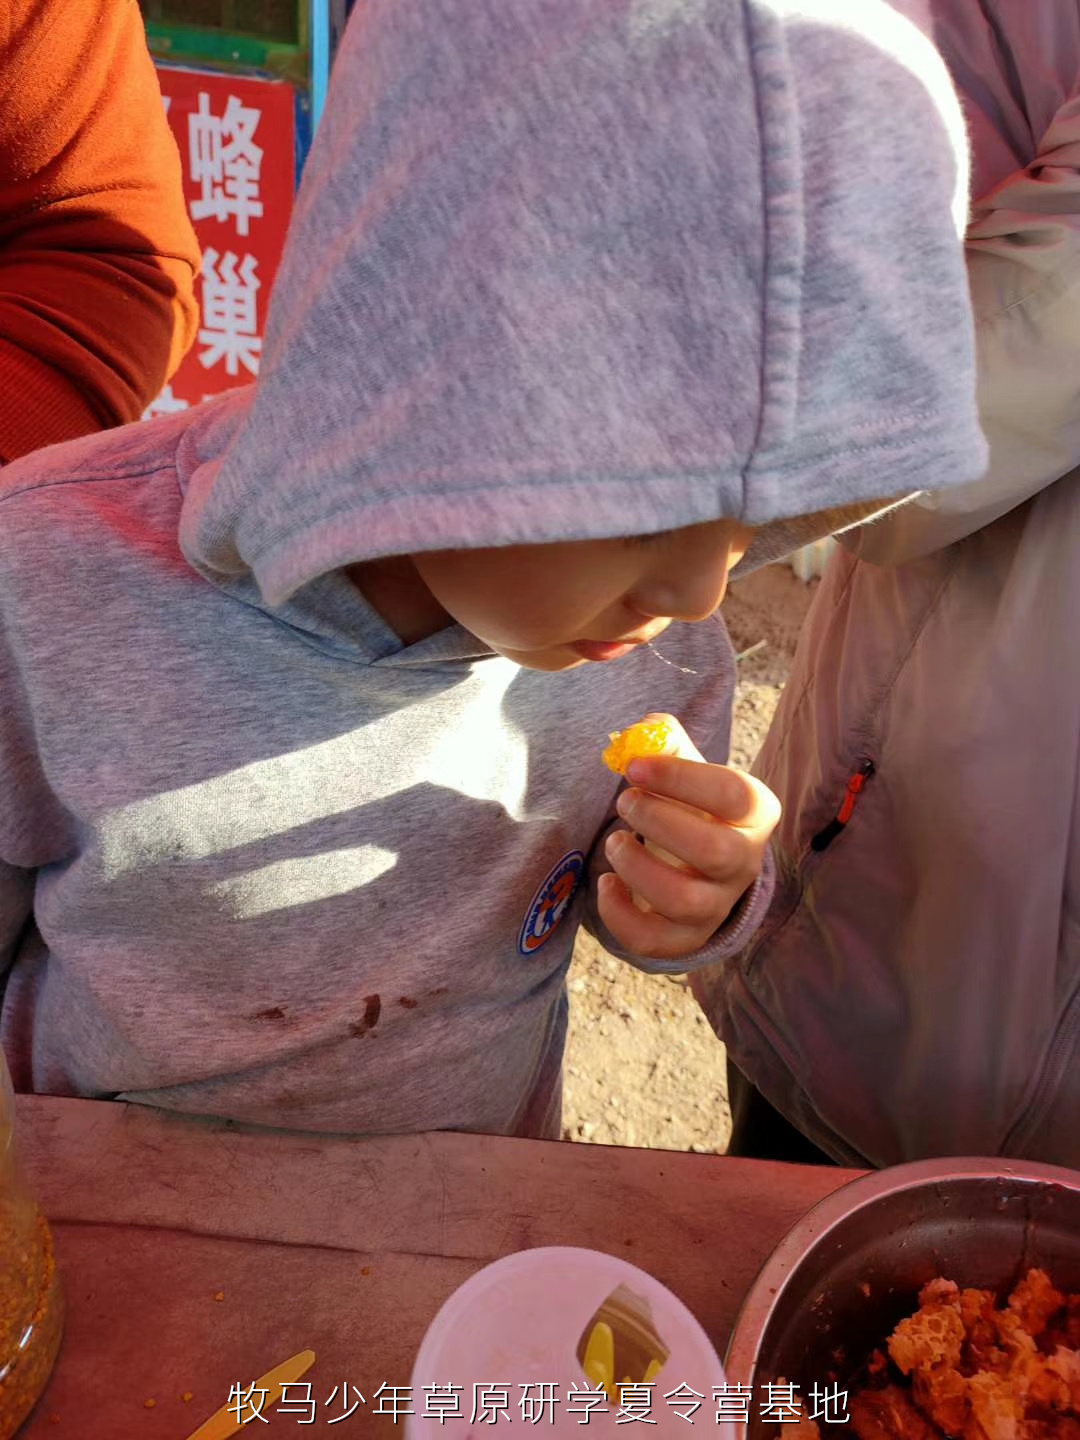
[518,850,585,957]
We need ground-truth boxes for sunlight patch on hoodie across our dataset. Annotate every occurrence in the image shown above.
[98,663,526,880]
[206,844,398,918]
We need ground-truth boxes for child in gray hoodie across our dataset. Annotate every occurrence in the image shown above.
[0,0,984,1138]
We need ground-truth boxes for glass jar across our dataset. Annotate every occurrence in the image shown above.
[0,1058,62,1438]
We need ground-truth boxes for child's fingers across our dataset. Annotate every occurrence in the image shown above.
[604,829,737,929]
[624,755,780,836]
[612,794,753,888]
[597,870,716,961]
[638,712,706,764]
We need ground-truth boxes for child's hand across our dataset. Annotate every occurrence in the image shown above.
[598,715,780,960]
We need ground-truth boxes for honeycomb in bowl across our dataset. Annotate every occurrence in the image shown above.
[807,1269,1080,1440]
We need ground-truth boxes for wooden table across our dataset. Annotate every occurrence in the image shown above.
[14,1096,858,1437]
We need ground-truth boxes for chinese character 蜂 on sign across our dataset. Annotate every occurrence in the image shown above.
[189,91,265,236]
[147,66,295,417]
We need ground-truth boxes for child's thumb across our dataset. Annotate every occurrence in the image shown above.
[638,712,706,765]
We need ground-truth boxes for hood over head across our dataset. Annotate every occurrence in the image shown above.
[181,0,985,609]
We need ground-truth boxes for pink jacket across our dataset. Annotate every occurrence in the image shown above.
[697,0,1080,1167]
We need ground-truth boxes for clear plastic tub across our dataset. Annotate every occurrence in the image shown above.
[0,1059,62,1438]
[408,1246,732,1438]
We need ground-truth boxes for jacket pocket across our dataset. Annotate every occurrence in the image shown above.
[743,753,877,981]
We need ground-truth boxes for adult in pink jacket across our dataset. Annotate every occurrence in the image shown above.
[697,0,1080,1168]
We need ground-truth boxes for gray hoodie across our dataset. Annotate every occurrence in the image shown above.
[0,0,984,1136]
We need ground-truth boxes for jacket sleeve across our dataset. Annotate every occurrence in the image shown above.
[850,88,1080,565]
[0,0,200,462]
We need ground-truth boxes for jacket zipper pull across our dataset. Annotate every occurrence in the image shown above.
[810,759,876,853]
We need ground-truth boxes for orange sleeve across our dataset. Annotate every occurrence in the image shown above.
[0,0,200,462]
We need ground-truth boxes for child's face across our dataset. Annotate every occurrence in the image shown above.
[413,518,754,671]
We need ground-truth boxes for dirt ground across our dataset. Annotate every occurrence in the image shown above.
[562,564,818,1153]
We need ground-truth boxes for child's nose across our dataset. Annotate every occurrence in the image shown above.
[635,558,731,625]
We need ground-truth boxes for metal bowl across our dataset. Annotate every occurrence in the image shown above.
[725,1157,1080,1439]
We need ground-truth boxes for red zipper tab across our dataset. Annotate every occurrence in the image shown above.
[810,759,876,852]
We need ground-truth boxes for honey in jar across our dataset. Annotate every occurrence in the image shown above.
[0,1057,62,1438]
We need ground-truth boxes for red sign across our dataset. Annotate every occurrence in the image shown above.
[147,66,296,417]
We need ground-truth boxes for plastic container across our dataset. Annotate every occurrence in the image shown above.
[0,1058,63,1438]
[408,1246,733,1438]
